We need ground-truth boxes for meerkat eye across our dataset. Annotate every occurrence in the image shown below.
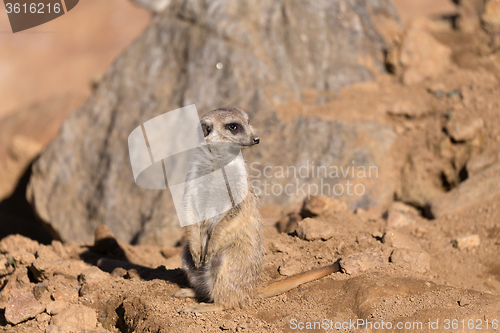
[226,123,240,133]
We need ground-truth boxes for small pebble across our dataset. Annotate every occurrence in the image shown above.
[452,235,480,250]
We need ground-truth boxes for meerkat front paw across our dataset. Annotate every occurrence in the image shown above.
[192,252,202,268]
[203,249,215,263]
[204,242,219,263]
[187,246,202,268]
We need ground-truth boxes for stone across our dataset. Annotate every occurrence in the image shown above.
[0,267,31,307]
[93,225,121,255]
[390,248,430,273]
[45,300,68,316]
[483,0,500,32]
[78,267,110,285]
[50,283,79,303]
[399,23,452,85]
[459,296,472,307]
[36,312,50,323]
[33,282,50,301]
[452,234,481,250]
[111,267,128,278]
[220,320,238,331]
[431,163,500,218]
[386,202,418,229]
[278,259,302,277]
[301,195,347,217]
[386,210,414,229]
[27,0,400,246]
[276,212,302,234]
[467,151,498,177]
[446,117,484,142]
[295,218,335,241]
[382,230,422,250]
[30,246,90,281]
[339,248,386,275]
[397,154,444,209]
[268,241,289,254]
[5,289,44,325]
[78,267,110,296]
[160,247,180,259]
[50,304,98,332]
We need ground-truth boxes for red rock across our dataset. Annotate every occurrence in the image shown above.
[295,218,335,241]
[339,248,386,275]
[5,289,44,325]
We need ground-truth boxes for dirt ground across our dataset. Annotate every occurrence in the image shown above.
[1,1,500,332]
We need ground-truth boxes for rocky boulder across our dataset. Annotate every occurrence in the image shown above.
[27,0,400,245]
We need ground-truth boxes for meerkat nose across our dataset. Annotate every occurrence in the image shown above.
[252,136,260,145]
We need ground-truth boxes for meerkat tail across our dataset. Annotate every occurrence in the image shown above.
[254,261,341,299]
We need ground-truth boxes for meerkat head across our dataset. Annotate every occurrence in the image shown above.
[200,107,260,148]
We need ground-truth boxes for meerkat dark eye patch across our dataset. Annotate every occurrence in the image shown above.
[226,123,241,134]
[201,122,213,137]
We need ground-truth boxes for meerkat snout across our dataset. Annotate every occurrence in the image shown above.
[200,107,260,148]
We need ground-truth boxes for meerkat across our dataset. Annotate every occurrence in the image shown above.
[173,107,340,313]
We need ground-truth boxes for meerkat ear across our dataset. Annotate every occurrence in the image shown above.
[201,121,213,137]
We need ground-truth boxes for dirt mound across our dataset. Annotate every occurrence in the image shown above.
[1,193,500,332]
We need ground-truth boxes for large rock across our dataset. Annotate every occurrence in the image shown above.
[256,117,396,209]
[27,0,399,245]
